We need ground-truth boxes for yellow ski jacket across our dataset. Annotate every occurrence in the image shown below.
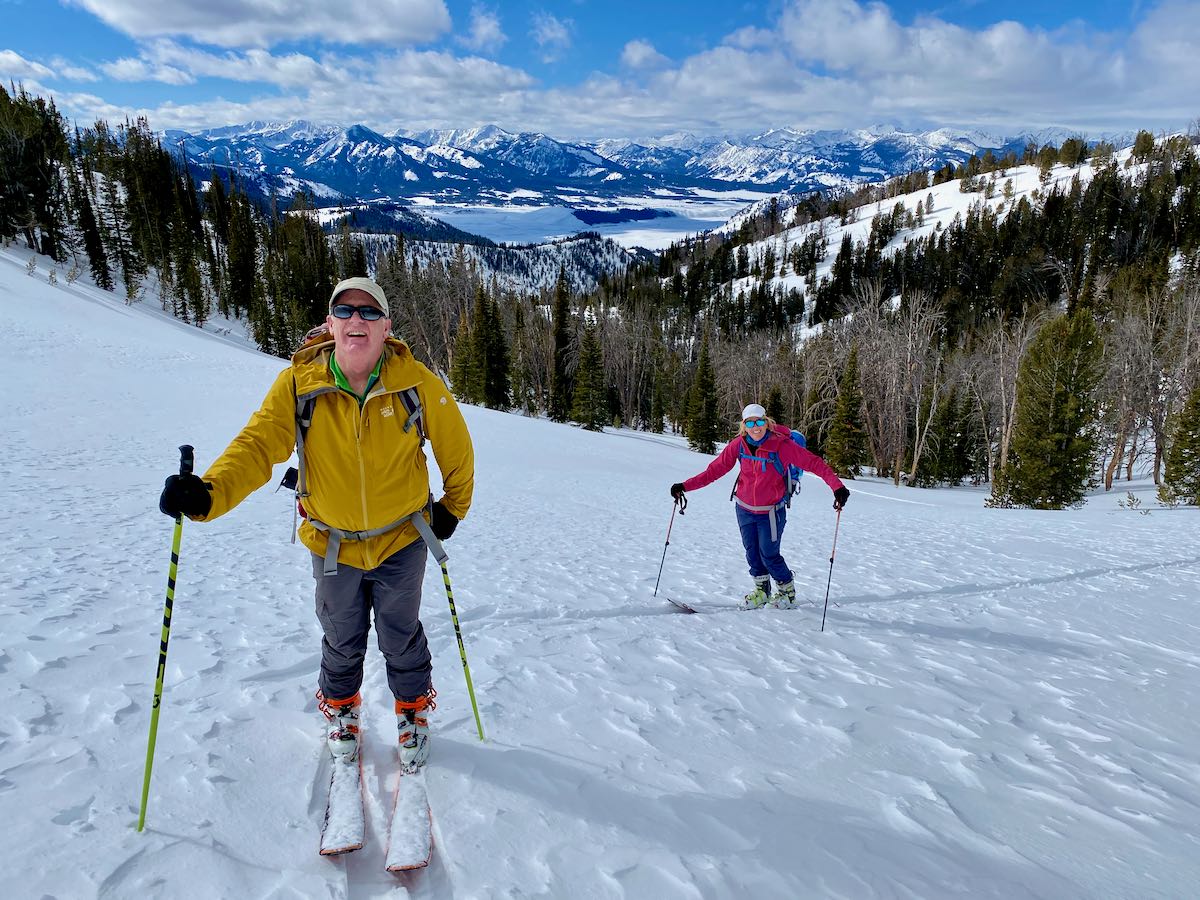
[196,334,474,570]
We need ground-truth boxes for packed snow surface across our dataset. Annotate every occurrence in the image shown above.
[3,247,1199,899]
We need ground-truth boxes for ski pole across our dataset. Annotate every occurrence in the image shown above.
[820,509,842,633]
[138,444,193,832]
[653,494,686,597]
[440,562,485,741]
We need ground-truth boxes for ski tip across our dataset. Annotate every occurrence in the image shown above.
[386,859,431,873]
[664,596,697,613]
[319,842,363,856]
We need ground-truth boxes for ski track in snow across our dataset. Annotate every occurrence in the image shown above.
[3,247,1200,899]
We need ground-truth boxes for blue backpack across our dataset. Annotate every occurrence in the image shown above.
[787,430,807,491]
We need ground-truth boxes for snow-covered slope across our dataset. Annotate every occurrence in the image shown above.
[722,147,1148,334]
[3,246,1199,898]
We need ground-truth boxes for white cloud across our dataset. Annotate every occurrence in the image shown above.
[135,40,336,89]
[764,0,1200,132]
[51,58,100,82]
[32,0,1200,141]
[620,40,668,70]
[530,12,571,63]
[458,5,506,53]
[0,49,56,81]
[101,57,195,85]
[63,0,451,48]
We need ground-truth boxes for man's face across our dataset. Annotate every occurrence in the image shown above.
[326,288,391,363]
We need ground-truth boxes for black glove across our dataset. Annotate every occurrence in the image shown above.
[670,483,686,501]
[159,473,213,518]
[430,500,458,540]
[832,486,850,511]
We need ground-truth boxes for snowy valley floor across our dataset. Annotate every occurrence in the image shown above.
[3,250,1200,899]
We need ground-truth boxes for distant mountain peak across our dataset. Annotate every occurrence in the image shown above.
[172,119,1086,207]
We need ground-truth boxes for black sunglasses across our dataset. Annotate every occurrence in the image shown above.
[744,418,767,428]
[331,303,386,321]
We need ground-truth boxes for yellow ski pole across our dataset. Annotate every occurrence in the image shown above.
[439,562,485,741]
[138,444,192,832]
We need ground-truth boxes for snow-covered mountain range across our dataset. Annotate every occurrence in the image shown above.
[167,120,1100,208]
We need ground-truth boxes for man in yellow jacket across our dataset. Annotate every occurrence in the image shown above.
[158,277,474,771]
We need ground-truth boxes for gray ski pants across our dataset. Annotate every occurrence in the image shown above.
[312,538,431,702]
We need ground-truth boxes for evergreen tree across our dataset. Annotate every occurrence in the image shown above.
[0,86,71,259]
[825,345,868,477]
[450,315,476,403]
[570,322,606,430]
[765,385,786,422]
[1160,384,1200,505]
[686,334,721,454]
[70,167,111,290]
[224,185,259,319]
[1001,314,1103,509]
[1132,130,1156,160]
[468,286,511,410]
[548,267,574,422]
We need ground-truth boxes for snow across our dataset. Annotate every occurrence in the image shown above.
[3,244,1200,898]
[725,146,1158,337]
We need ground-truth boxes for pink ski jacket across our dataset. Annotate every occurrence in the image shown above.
[682,427,845,510]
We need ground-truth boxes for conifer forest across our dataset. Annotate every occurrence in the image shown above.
[3,85,1198,509]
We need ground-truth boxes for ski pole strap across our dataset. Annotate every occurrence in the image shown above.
[733,496,787,542]
[308,498,448,575]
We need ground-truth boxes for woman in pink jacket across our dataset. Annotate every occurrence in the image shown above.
[671,404,849,609]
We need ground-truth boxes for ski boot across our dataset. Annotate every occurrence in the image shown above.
[317,690,361,762]
[396,689,437,773]
[774,581,798,609]
[739,576,771,610]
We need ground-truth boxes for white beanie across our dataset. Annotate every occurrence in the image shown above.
[329,277,390,317]
[741,403,767,420]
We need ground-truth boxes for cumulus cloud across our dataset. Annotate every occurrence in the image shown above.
[770,0,1200,132]
[63,0,451,48]
[620,40,668,70]
[134,40,337,89]
[0,49,56,81]
[51,58,100,82]
[458,5,506,53]
[102,56,194,85]
[34,0,1200,141]
[530,12,571,63]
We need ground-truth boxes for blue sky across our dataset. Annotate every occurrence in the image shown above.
[1,1,1193,139]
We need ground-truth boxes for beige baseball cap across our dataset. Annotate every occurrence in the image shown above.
[329,277,389,317]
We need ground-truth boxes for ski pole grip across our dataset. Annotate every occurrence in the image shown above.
[178,444,194,476]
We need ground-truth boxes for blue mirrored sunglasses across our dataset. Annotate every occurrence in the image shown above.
[744,418,767,428]
[331,303,386,321]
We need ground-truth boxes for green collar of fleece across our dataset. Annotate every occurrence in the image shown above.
[330,352,383,406]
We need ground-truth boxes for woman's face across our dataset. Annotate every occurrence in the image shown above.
[744,416,768,440]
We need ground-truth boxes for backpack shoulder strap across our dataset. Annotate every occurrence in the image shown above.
[397,386,426,446]
[293,383,338,499]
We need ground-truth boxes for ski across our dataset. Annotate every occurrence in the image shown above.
[664,595,696,614]
[319,753,365,856]
[385,768,433,872]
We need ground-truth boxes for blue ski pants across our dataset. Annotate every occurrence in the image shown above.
[736,505,793,586]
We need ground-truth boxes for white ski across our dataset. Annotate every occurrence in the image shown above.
[385,768,432,872]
